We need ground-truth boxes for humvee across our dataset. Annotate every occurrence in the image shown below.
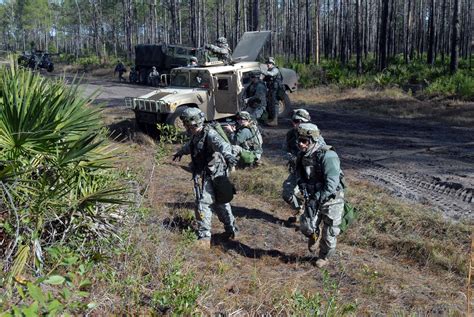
[125,31,298,129]
[132,43,196,84]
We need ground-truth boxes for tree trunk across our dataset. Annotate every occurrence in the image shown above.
[450,0,460,73]
[356,0,362,73]
[379,0,390,70]
[427,0,436,64]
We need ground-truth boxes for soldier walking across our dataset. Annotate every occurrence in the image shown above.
[173,108,239,248]
[292,123,345,268]
[243,71,268,123]
[262,57,282,126]
[205,37,232,64]
[282,109,326,221]
[114,60,127,82]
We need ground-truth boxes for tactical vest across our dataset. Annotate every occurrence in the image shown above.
[238,123,263,152]
[297,145,344,192]
[189,125,215,174]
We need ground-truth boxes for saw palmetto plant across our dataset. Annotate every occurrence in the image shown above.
[0,62,128,280]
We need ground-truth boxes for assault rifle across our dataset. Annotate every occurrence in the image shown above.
[299,183,321,252]
[193,174,203,213]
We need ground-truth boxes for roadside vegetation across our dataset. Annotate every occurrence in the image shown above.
[287,55,474,100]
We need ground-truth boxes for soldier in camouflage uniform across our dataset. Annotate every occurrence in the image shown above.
[173,108,239,248]
[282,109,326,217]
[262,57,282,126]
[224,111,263,167]
[243,71,267,123]
[293,123,345,268]
[205,37,232,64]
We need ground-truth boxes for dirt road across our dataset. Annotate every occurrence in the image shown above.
[85,78,473,222]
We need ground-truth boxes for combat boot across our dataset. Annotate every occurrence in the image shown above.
[316,257,329,268]
[195,238,211,250]
[266,117,278,126]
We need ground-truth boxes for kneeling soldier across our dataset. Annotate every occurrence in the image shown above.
[224,111,263,167]
[173,108,239,248]
[294,123,345,268]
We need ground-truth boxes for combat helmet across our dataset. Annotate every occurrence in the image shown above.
[297,123,320,142]
[180,108,205,126]
[190,56,198,63]
[265,57,276,65]
[292,109,311,123]
[217,37,228,45]
[236,111,252,121]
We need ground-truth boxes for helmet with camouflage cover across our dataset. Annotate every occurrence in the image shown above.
[190,56,198,63]
[236,111,252,121]
[217,37,228,45]
[265,57,276,65]
[180,107,205,126]
[297,123,320,142]
[292,109,311,123]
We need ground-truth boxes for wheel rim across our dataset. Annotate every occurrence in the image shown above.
[278,99,286,115]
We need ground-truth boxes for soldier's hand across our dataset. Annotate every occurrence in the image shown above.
[204,44,211,49]
[227,155,238,167]
[172,152,183,162]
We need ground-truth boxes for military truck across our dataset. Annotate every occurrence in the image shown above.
[132,44,197,84]
[125,31,298,129]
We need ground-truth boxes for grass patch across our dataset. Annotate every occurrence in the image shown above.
[342,179,471,275]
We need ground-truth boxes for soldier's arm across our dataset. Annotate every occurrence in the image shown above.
[234,128,253,146]
[264,68,280,78]
[320,151,341,202]
[208,130,238,166]
[206,44,227,54]
[172,141,191,161]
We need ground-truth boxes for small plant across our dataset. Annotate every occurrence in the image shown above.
[1,247,96,315]
[156,123,187,144]
[152,259,203,315]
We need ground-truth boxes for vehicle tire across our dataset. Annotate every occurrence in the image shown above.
[277,93,292,118]
[165,106,190,131]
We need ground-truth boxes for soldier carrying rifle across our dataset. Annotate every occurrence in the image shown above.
[292,123,345,268]
[173,108,239,249]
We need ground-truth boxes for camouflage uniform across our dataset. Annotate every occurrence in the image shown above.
[148,67,160,86]
[262,57,282,124]
[205,37,232,64]
[294,123,345,264]
[174,109,238,240]
[228,112,263,166]
[114,61,126,82]
[243,72,267,121]
[282,109,326,211]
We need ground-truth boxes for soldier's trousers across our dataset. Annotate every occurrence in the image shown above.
[266,90,278,119]
[282,173,303,210]
[196,178,237,239]
[245,105,266,122]
[299,191,344,259]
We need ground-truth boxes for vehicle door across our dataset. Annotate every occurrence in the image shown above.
[213,74,238,114]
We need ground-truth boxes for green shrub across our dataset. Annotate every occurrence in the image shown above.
[0,63,127,279]
[76,55,101,71]
[152,259,203,315]
[426,71,474,100]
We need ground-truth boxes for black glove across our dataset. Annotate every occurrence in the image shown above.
[172,152,183,162]
[204,44,211,49]
[227,155,238,167]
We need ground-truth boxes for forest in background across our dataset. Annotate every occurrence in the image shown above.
[0,0,472,71]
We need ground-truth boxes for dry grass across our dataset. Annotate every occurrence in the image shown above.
[84,100,471,314]
[292,87,474,127]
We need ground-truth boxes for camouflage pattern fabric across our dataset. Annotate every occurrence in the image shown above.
[263,67,282,119]
[243,80,267,121]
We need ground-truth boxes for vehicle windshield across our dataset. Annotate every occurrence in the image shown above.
[170,69,211,88]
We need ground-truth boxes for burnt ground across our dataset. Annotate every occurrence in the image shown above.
[73,75,473,314]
